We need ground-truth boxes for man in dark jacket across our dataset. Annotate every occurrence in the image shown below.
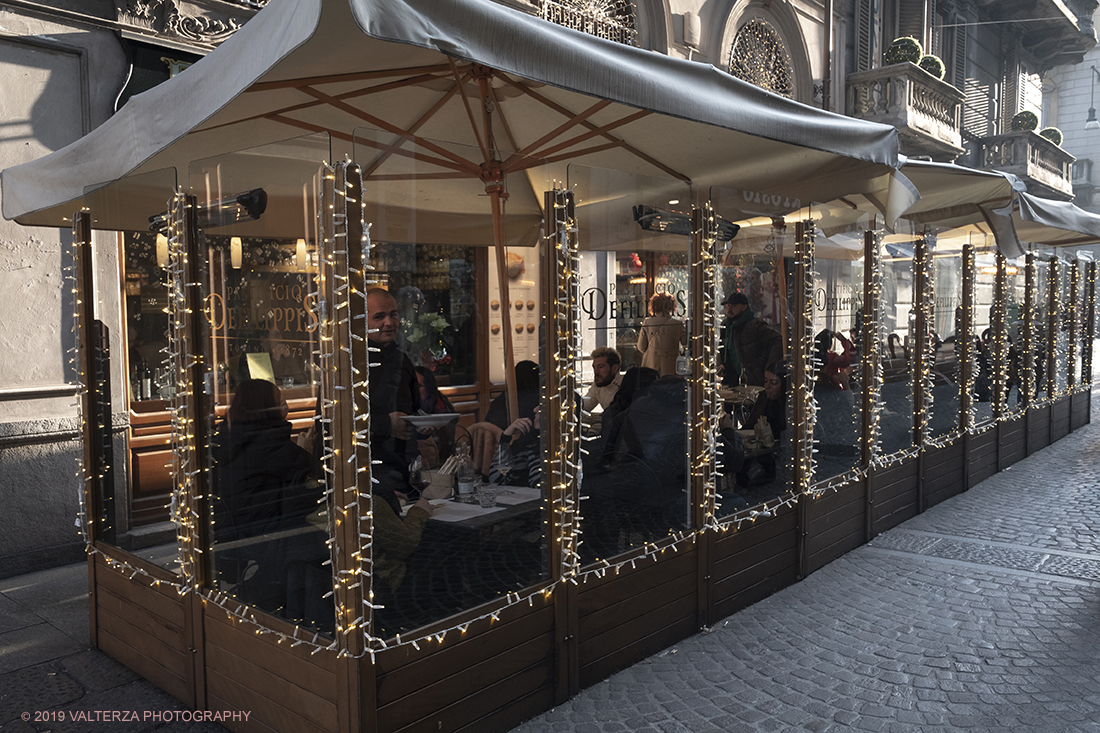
[719,291,783,387]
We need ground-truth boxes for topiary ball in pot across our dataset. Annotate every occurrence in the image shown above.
[1039,127,1063,146]
[885,37,923,65]
[918,54,945,80]
[1010,110,1039,132]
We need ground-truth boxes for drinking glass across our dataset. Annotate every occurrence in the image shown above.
[494,443,513,485]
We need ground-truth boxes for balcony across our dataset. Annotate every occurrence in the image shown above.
[976,131,1076,200]
[846,63,965,162]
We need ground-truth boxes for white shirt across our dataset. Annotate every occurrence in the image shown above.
[583,373,623,413]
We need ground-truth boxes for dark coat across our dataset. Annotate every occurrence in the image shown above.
[721,312,783,387]
[212,419,316,542]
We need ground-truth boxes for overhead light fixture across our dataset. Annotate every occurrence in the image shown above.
[156,234,168,268]
[230,237,242,269]
[633,204,740,242]
[148,188,268,232]
[1087,66,1100,131]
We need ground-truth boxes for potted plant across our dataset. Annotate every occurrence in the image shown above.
[918,54,945,80]
[884,36,922,66]
[1039,126,1063,146]
[1010,110,1039,132]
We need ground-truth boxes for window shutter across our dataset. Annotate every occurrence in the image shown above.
[856,0,873,71]
[897,0,927,45]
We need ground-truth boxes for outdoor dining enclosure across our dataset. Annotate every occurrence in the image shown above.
[3,1,1099,732]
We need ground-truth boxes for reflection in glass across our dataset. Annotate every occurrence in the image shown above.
[346,128,550,637]
[716,242,792,513]
[811,253,864,482]
[571,165,692,563]
[879,238,915,455]
[972,251,997,424]
[928,242,962,439]
[1004,257,1026,412]
[1054,260,1069,395]
[204,235,331,634]
[113,230,188,569]
[1033,258,1049,401]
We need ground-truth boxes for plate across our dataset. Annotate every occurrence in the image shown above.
[401,413,461,428]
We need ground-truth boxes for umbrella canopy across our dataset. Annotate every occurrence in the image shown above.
[1,0,915,237]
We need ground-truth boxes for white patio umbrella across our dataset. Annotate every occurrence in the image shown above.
[2,0,920,418]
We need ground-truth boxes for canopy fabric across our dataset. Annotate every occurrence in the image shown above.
[1,0,915,235]
[1015,192,1100,247]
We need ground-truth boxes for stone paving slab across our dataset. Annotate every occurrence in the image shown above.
[512,390,1100,732]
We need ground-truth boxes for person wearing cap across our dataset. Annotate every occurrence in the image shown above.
[719,291,783,387]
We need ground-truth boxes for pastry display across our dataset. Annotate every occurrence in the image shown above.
[491,323,501,335]
[491,299,500,310]
[514,323,523,333]
[526,299,535,310]
[526,323,535,333]
[506,252,525,279]
[515,299,523,310]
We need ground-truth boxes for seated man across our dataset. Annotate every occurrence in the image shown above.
[582,346,623,433]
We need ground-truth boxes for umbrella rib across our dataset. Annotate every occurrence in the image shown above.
[360,83,461,178]
[510,99,612,159]
[266,114,472,174]
[486,84,520,156]
[504,109,650,172]
[297,86,482,175]
[448,59,492,165]
[497,75,689,183]
[202,73,453,135]
[246,64,454,93]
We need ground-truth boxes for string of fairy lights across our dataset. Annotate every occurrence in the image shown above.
[698,205,723,531]
[70,184,1100,657]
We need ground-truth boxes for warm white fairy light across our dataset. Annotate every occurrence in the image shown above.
[697,205,722,530]
[73,187,1100,661]
[794,222,816,495]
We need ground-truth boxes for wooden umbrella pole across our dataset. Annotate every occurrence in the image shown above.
[490,181,519,424]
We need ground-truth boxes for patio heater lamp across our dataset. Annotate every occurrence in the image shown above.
[1086,65,1100,131]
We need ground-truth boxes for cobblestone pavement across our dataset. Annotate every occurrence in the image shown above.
[3,394,1100,733]
[513,391,1100,733]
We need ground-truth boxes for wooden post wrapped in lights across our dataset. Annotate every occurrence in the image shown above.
[1069,260,1080,392]
[544,188,582,583]
[992,252,1009,418]
[792,220,816,494]
[959,244,976,432]
[1048,257,1060,400]
[693,205,722,531]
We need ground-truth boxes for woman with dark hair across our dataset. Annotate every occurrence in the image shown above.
[213,379,317,541]
[484,360,540,429]
[412,366,456,467]
[736,362,788,486]
[211,379,322,616]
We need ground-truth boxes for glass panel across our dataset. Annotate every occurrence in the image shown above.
[569,164,694,564]
[1004,256,1026,413]
[352,128,550,637]
[1077,259,1089,385]
[878,230,916,455]
[928,236,962,439]
[710,188,798,513]
[86,168,180,570]
[1054,259,1069,395]
[810,221,867,482]
[189,134,334,635]
[973,247,997,424]
[1034,257,1049,401]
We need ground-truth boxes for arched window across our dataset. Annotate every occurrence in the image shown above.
[537,0,637,46]
[728,18,795,98]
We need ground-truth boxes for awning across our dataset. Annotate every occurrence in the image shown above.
[1,0,915,236]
